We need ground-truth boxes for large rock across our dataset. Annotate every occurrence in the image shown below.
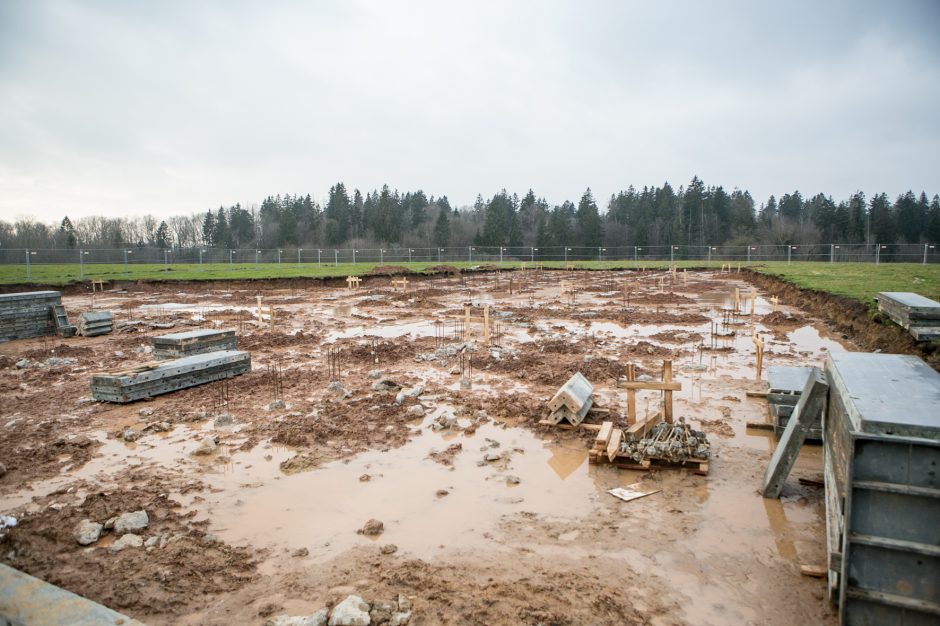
[329,595,371,626]
[113,510,149,534]
[73,519,103,545]
[109,533,144,552]
[269,609,328,626]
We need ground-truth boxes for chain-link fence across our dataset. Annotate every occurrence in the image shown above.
[1,243,937,279]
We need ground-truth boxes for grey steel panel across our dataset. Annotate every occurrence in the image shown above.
[826,352,940,439]
[878,292,940,316]
[768,365,813,394]
[152,328,235,344]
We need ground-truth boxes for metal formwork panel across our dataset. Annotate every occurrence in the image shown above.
[824,352,940,626]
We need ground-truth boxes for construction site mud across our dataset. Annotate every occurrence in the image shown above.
[0,268,850,625]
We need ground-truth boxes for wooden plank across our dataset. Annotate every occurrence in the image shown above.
[607,428,623,463]
[746,421,776,431]
[626,363,637,425]
[625,411,663,439]
[746,390,769,398]
[619,381,682,391]
[596,421,613,447]
[800,565,827,578]
[663,360,673,424]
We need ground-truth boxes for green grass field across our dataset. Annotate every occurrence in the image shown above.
[2,260,939,307]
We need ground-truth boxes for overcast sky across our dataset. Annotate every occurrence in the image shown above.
[1,1,939,221]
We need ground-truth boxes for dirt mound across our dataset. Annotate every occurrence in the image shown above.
[424,265,460,274]
[367,265,411,276]
[238,330,317,351]
[0,485,256,619]
[761,310,806,327]
[650,330,704,344]
[630,292,696,304]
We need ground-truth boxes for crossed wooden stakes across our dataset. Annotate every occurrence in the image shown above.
[391,276,408,294]
[346,276,361,289]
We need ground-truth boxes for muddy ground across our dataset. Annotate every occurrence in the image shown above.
[0,268,850,625]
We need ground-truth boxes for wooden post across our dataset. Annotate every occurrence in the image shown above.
[483,305,490,343]
[626,363,637,425]
[752,332,765,379]
[463,304,471,341]
[683,269,688,285]
[662,360,674,424]
[750,287,757,317]
[256,295,263,322]
[734,288,741,314]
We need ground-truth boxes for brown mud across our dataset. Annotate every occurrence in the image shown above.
[0,269,862,625]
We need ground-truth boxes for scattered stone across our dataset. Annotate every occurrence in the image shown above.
[45,357,78,367]
[145,421,172,432]
[371,379,400,392]
[397,594,411,612]
[483,450,502,462]
[113,510,149,534]
[268,609,329,626]
[202,533,221,545]
[369,600,396,624]
[268,399,286,410]
[108,533,144,552]
[122,428,139,442]
[389,611,411,626]
[15,358,30,368]
[357,519,384,536]
[194,435,218,455]
[359,474,371,482]
[380,544,398,555]
[144,536,159,548]
[484,438,500,448]
[103,516,116,530]
[435,489,449,497]
[327,381,344,392]
[214,413,234,426]
[292,547,309,557]
[114,351,125,358]
[506,475,521,485]
[73,519,103,546]
[329,595,371,626]
[138,407,155,417]
[367,369,383,379]
[406,405,424,417]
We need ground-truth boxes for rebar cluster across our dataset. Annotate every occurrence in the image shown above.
[620,417,710,463]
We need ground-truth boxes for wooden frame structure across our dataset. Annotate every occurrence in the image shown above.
[346,276,361,289]
[391,277,409,293]
[461,303,491,342]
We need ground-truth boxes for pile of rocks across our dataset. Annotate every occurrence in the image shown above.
[268,593,412,626]
[72,509,168,552]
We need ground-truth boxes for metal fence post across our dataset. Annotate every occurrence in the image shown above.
[876,244,880,265]
[26,249,31,280]
[79,248,84,279]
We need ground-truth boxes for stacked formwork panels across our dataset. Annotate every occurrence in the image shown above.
[152,329,237,359]
[823,351,940,625]
[91,350,250,403]
[877,292,940,341]
[76,311,114,336]
[0,291,63,341]
[767,365,823,441]
[546,372,593,425]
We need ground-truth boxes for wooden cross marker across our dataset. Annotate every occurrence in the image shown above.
[772,295,779,312]
[750,286,757,318]
[391,276,409,293]
[346,276,361,289]
[620,359,681,425]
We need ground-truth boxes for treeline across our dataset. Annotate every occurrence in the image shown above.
[2,177,939,251]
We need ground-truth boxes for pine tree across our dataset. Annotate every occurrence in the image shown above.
[202,210,216,246]
[59,216,77,248]
[576,188,603,248]
[155,221,170,248]
[433,205,451,247]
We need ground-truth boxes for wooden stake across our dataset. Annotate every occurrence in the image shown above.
[752,331,765,379]
[626,363,637,425]
[663,360,674,424]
